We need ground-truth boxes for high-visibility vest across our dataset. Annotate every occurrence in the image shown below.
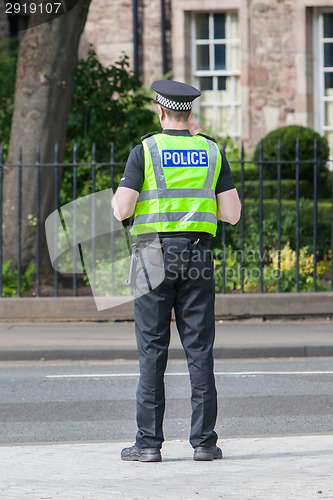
[131,133,222,236]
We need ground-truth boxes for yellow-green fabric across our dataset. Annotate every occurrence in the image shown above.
[131,133,221,236]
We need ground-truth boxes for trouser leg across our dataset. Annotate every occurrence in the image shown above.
[174,249,218,448]
[134,282,175,449]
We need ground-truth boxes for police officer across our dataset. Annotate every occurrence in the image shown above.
[111,80,241,462]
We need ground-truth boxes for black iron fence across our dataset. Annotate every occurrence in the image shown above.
[0,140,332,297]
[220,140,333,294]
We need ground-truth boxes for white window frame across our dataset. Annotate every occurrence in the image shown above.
[313,8,333,138]
[191,11,241,139]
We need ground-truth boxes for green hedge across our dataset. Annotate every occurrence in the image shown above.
[229,162,259,183]
[234,180,314,200]
[212,199,332,258]
[252,125,331,198]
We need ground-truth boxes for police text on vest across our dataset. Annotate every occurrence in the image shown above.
[162,150,208,168]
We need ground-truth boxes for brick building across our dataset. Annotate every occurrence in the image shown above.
[2,0,333,148]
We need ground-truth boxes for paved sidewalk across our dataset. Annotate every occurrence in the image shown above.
[0,436,332,499]
[0,318,333,360]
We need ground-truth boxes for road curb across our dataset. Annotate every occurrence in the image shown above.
[0,292,333,321]
[1,345,333,361]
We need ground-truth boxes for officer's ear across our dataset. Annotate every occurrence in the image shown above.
[158,105,166,121]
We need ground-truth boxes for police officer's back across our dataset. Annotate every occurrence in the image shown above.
[111,80,241,462]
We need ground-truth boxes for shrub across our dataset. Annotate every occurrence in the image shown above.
[234,179,314,200]
[60,48,158,205]
[1,260,36,297]
[213,242,330,293]
[229,162,259,184]
[212,199,332,260]
[253,125,331,198]
[83,258,130,296]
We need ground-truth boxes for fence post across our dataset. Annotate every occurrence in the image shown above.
[91,143,96,296]
[54,144,59,297]
[259,140,263,293]
[72,143,78,296]
[295,138,300,292]
[277,139,281,292]
[36,144,41,297]
[313,139,318,292]
[110,143,115,193]
[0,145,3,297]
[110,143,115,296]
[17,146,22,297]
[221,141,226,293]
[331,149,333,292]
[240,141,245,293]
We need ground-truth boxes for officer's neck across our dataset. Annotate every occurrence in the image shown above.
[161,118,189,131]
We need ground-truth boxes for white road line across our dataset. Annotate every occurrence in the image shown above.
[46,371,333,379]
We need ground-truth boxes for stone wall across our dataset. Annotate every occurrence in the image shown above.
[248,0,299,146]
[79,0,134,69]
[2,0,333,147]
[170,0,333,147]
[79,0,172,83]
[141,0,164,82]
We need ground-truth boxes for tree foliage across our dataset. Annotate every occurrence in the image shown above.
[60,48,158,204]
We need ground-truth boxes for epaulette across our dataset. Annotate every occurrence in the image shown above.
[140,131,159,142]
[196,133,217,143]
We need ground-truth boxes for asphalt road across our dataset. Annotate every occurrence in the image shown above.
[0,357,333,445]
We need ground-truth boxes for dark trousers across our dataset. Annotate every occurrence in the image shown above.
[134,239,218,449]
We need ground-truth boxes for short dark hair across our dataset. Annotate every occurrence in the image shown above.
[162,106,191,122]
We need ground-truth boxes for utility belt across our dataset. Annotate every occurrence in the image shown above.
[137,235,210,249]
[126,237,209,289]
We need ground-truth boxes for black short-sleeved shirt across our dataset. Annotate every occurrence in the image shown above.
[119,129,235,246]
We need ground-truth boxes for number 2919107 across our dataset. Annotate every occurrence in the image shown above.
[6,2,62,14]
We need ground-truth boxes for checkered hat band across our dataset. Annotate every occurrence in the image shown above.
[156,93,192,111]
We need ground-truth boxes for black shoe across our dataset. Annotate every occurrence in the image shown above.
[193,445,223,461]
[121,444,162,462]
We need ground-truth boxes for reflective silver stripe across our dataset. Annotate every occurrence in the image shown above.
[179,211,195,222]
[137,188,216,202]
[145,136,167,189]
[203,139,218,189]
[134,212,217,225]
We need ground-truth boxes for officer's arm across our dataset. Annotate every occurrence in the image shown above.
[111,187,139,221]
[216,188,241,225]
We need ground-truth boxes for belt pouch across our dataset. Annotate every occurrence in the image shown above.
[162,238,190,274]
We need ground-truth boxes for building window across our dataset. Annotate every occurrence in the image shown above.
[191,11,241,139]
[314,10,333,146]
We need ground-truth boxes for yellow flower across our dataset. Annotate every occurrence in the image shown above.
[271,241,314,276]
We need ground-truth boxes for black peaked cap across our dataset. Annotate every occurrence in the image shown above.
[152,80,201,102]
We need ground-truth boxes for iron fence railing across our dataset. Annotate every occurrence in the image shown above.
[0,140,332,297]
